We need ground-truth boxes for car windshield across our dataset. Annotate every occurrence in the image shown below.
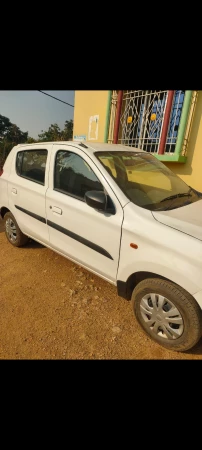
[95,151,201,211]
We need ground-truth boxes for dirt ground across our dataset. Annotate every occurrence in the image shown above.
[1,217,202,360]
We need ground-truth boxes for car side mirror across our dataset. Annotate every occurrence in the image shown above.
[84,190,107,211]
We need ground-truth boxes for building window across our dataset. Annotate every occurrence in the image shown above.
[119,90,185,155]
[165,90,185,153]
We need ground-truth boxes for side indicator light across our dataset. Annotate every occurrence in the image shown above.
[130,243,138,249]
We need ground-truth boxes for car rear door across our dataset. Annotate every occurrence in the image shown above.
[8,145,51,244]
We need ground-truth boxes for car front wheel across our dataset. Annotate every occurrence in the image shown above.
[132,278,202,352]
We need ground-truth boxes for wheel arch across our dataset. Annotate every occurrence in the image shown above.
[117,271,187,301]
[0,207,10,218]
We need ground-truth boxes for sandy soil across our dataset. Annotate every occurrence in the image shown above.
[1,218,202,360]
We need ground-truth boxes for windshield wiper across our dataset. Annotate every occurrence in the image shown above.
[160,189,192,203]
[158,188,193,211]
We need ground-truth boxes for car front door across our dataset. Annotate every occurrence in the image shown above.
[45,145,123,283]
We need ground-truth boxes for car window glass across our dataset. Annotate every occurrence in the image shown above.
[96,151,199,211]
[16,150,47,185]
[54,150,103,199]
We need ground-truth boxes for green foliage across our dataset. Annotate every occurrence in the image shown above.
[62,120,73,141]
[38,120,73,142]
[27,137,37,143]
[38,123,62,142]
[0,114,73,168]
[0,115,12,141]
[0,115,28,144]
[0,114,30,165]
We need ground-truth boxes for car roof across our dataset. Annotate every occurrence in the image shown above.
[83,142,145,153]
[16,141,145,154]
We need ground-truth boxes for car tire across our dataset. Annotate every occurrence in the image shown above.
[4,212,29,247]
[131,278,202,352]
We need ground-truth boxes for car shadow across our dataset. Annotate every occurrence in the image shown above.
[184,336,202,355]
[26,239,45,249]
[0,219,4,233]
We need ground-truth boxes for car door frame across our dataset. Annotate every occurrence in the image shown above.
[46,143,125,283]
[8,143,52,244]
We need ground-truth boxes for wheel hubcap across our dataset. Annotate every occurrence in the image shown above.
[140,293,184,340]
[5,218,17,243]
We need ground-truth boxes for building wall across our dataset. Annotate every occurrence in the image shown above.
[73,91,108,143]
[165,91,202,192]
[74,90,202,192]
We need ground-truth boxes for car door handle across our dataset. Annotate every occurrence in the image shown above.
[12,188,17,194]
[52,206,62,215]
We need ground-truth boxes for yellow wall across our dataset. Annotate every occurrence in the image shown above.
[73,91,108,143]
[165,91,202,192]
[74,90,202,192]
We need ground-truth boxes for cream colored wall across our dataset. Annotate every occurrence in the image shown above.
[73,91,108,142]
[165,91,202,192]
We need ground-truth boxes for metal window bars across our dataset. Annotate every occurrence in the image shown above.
[108,90,197,157]
[115,90,190,155]
[165,90,185,153]
[119,90,168,152]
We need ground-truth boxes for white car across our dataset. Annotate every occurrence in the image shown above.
[1,141,202,352]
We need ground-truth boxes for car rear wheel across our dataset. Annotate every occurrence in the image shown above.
[4,212,29,247]
[132,278,202,352]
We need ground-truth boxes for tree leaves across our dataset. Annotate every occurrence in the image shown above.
[0,114,29,166]
[38,120,73,142]
[0,114,73,167]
